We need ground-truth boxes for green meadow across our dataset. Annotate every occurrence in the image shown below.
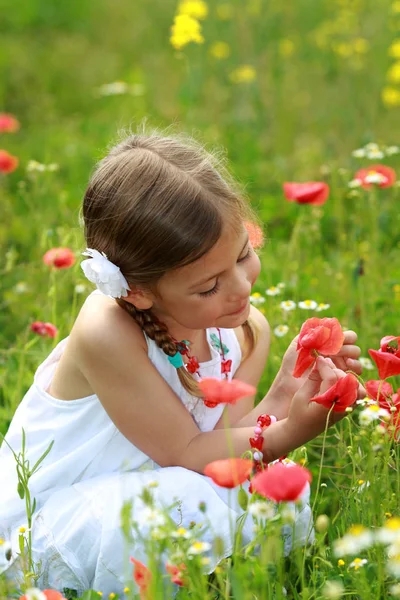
[1,0,400,598]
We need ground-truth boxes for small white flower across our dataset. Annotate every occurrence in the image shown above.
[359,405,391,426]
[387,554,400,577]
[348,178,362,188]
[277,282,286,289]
[298,299,318,310]
[334,525,374,556]
[188,541,212,555]
[250,293,266,305]
[364,172,387,185]
[274,325,289,337]
[47,163,59,172]
[315,303,330,312]
[376,517,400,544]
[74,284,86,294]
[366,149,385,160]
[26,160,46,173]
[14,281,29,294]
[322,580,345,599]
[389,583,400,597]
[248,501,275,521]
[385,145,400,156]
[266,286,281,296]
[0,539,12,569]
[352,148,366,158]
[356,480,370,492]
[81,248,130,298]
[359,357,374,370]
[137,507,167,528]
[171,527,191,539]
[97,81,130,96]
[23,589,47,600]
[280,300,296,311]
[364,142,380,152]
[349,557,368,570]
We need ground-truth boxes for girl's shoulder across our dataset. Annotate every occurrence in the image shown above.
[74,291,148,353]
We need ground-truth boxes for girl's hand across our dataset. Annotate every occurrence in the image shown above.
[277,329,364,401]
[286,357,350,440]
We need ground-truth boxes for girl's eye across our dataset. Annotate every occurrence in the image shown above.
[238,246,252,262]
[199,281,220,298]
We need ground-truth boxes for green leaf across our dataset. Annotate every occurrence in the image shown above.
[30,440,54,475]
[17,481,25,499]
[237,487,248,511]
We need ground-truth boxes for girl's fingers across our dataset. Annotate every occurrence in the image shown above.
[335,344,361,359]
[343,330,358,344]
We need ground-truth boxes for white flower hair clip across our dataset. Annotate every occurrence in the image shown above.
[80,248,131,298]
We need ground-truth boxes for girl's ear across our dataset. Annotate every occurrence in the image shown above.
[124,286,154,310]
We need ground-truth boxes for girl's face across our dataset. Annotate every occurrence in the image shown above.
[150,224,261,332]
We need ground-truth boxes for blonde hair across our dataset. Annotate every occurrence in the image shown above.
[82,123,261,396]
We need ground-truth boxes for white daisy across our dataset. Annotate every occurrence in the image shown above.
[348,178,362,188]
[366,149,385,160]
[349,557,368,570]
[274,325,289,337]
[359,404,391,426]
[364,142,380,151]
[280,300,296,311]
[364,172,387,185]
[385,145,400,156]
[322,580,345,599]
[250,293,266,306]
[277,282,286,289]
[389,583,400,597]
[359,357,374,370]
[0,539,12,569]
[248,501,275,521]
[334,525,374,556]
[376,517,400,544]
[266,286,281,296]
[387,554,400,577]
[97,81,130,96]
[171,527,191,539]
[188,541,212,555]
[315,303,330,312]
[136,507,166,528]
[352,148,366,158]
[298,299,318,310]
[74,284,87,294]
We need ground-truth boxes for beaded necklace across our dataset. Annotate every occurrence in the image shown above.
[172,327,232,380]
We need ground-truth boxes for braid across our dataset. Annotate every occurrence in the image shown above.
[115,299,202,397]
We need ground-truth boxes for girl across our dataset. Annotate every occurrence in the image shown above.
[0,127,362,596]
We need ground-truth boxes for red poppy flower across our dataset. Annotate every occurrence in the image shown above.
[283,182,329,206]
[204,458,253,488]
[166,562,187,586]
[365,380,394,402]
[30,321,58,338]
[251,462,312,502]
[354,164,396,189]
[198,377,256,408]
[245,221,264,248]
[310,373,358,412]
[369,336,400,379]
[43,247,76,269]
[293,317,344,378]
[130,557,152,597]
[0,113,20,133]
[20,591,67,600]
[0,149,18,173]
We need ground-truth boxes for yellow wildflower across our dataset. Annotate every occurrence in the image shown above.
[178,0,208,20]
[388,62,400,83]
[109,594,116,599]
[392,0,400,12]
[170,14,204,50]
[333,42,353,57]
[393,284,400,293]
[230,65,256,83]
[338,559,345,566]
[354,38,369,54]
[382,86,400,106]
[209,41,230,59]
[216,3,233,20]
[389,40,400,59]
[279,39,295,57]
[123,588,130,594]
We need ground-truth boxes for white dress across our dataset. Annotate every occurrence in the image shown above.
[0,291,313,596]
